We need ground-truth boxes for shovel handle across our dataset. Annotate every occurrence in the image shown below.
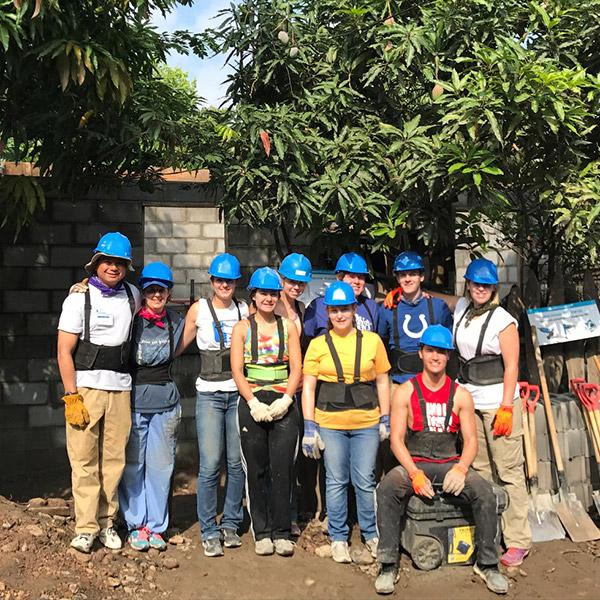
[582,383,600,411]
[521,402,535,482]
[583,409,600,464]
[519,381,530,411]
[527,384,541,413]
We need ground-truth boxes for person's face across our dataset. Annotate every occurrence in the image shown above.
[254,289,279,312]
[282,277,306,300]
[395,270,424,295]
[341,272,366,297]
[95,258,127,286]
[143,285,170,312]
[211,277,237,302]
[419,345,450,376]
[327,305,355,332]
[467,280,496,307]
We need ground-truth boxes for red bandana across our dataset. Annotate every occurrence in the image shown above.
[138,307,166,328]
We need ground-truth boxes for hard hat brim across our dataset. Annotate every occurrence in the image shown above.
[85,252,134,273]
[140,279,173,290]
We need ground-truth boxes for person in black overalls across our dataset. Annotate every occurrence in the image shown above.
[374,325,508,596]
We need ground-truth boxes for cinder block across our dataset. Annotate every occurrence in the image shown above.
[173,254,212,269]
[27,359,60,382]
[186,270,211,284]
[180,396,196,419]
[0,406,28,429]
[215,239,226,253]
[23,224,72,244]
[185,238,214,254]
[156,238,186,253]
[145,206,187,222]
[503,252,518,267]
[2,382,48,405]
[3,246,49,267]
[507,266,518,284]
[186,207,219,223]
[0,426,65,452]
[3,290,49,313]
[144,222,172,237]
[0,359,28,382]
[172,223,202,237]
[202,223,225,239]
[26,313,59,336]
[0,314,27,335]
[50,246,94,268]
[74,224,140,245]
[27,267,75,290]
[3,335,53,358]
[142,253,170,266]
[53,200,96,222]
[28,403,65,427]
[97,201,141,223]
[0,267,27,288]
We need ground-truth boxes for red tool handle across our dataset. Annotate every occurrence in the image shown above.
[527,384,540,414]
[582,383,600,411]
[519,381,530,411]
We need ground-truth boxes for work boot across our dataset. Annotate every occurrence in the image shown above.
[331,541,351,564]
[202,538,224,557]
[473,564,509,595]
[375,564,398,595]
[70,533,96,554]
[365,537,379,558]
[255,538,274,556]
[274,539,295,556]
[99,527,122,550]
[222,529,242,548]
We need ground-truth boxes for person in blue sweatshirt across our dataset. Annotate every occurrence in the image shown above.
[377,251,453,386]
[304,253,379,339]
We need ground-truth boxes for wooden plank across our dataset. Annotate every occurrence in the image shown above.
[564,270,585,382]
[583,270,600,385]
[544,261,566,392]
[523,267,541,385]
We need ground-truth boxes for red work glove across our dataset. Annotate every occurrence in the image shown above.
[409,469,434,498]
[384,287,402,309]
[492,405,513,437]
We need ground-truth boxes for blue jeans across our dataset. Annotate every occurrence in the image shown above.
[119,404,181,533]
[196,391,245,540]
[320,424,379,542]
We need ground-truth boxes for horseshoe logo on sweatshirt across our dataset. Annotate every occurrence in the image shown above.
[402,314,428,338]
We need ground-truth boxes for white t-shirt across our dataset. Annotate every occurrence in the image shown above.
[453,297,519,410]
[195,298,249,392]
[58,284,142,391]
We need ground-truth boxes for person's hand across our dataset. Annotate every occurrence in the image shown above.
[442,464,467,496]
[492,405,513,436]
[247,398,273,423]
[379,414,390,441]
[69,278,89,294]
[302,420,325,459]
[383,287,402,309]
[268,394,294,420]
[409,470,434,499]
[63,393,90,428]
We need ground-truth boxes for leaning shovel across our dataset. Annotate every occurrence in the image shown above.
[519,382,565,542]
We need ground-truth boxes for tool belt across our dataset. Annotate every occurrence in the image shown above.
[74,284,135,373]
[134,362,172,385]
[458,355,504,386]
[244,313,289,386]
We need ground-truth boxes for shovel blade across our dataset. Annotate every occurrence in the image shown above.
[592,491,600,519]
[553,494,600,543]
[528,496,565,543]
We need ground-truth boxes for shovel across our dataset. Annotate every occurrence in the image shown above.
[519,381,565,542]
[532,327,600,542]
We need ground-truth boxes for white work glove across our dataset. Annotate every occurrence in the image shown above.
[247,398,273,423]
[268,394,294,420]
[379,415,390,441]
[302,420,325,459]
[442,464,467,496]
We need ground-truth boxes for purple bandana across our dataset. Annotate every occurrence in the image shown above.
[89,276,124,297]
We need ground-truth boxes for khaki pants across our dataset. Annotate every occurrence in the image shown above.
[66,387,131,534]
[472,399,532,549]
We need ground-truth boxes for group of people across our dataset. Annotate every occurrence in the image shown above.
[57,231,531,596]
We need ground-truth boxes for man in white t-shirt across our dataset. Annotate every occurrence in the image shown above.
[57,232,141,553]
[180,253,249,557]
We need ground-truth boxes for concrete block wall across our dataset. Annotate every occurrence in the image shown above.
[455,247,520,298]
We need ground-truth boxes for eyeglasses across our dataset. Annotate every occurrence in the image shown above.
[283,278,306,288]
[144,287,168,296]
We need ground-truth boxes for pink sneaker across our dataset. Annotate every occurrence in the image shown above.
[500,547,530,567]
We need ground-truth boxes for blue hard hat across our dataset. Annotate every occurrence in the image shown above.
[279,253,313,282]
[208,253,241,280]
[248,267,283,291]
[394,251,425,272]
[465,258,499,285]
[323,281,358,306]
[85,231,133,272]
[420,324,454,351]
[335,252,369,275]
[139,262,174,289]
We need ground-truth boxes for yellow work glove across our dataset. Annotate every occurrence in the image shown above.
[63,393,90,428]
[492,405,513,437]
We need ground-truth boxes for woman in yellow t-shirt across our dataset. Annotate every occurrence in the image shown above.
[301,281,390,564]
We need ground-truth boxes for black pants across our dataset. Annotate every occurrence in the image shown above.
[238,390,299,541]
[376,462,499,567]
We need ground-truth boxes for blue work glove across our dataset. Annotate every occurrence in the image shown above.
[302,420,325,459]
[379,414,390,441]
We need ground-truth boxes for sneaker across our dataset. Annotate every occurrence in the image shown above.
[202,537,224,557]
[99,527,122,550]
[127,528,150,552]
[222,529,242,548]
[365,537,379,558]
[473,564,509,595]
[331,541,351,564]
[254,538,274,556]
[148,531,167,551]
[70,533,96,554]
[500,547,530,567]
[291,521,301,537]
[375,564,398,595]
[274,539,295,556]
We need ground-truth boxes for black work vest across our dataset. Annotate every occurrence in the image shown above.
[73,284,136,373]
[133,312,175,385]
[406,377,462,461]
[315,330,378,412]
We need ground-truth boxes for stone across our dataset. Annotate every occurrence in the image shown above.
[304,578,315,587]
[168,534,184,545]
[26,524,46,537]
[30,506,70,517]
[351,547,374,565]
[2,541,19,552]
[68,548,92,563]
[148,549,160,559]
[28,497,47,507]
[47,497,68,507]
[162,557,179,569]
[315,544,332,558]
[2,521,14,529]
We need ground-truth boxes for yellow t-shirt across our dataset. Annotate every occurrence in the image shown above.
[303,330,391,430]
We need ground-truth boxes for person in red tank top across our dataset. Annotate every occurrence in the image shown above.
[374,325,508,596]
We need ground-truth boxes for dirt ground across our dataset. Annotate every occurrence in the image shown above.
[1,482,599,600]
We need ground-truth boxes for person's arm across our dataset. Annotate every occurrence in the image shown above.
[426,290,461,313]
[499,323,519,407]
[302,374,318,421]
[375,372,390,417]
[177,301,199,356]
[285,321,302,397]
[57,331,79,393]
[230,320,255,402]
[454,387,477,470]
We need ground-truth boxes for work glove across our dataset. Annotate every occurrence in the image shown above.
[247,398,273,423]
[492,405,513,437]
[63,393,90,428]
[268,394,294,420]
[302,420,325,459]
[383,287,402,309]
[379,414,391,441]
[409,469,434,499]
[442,464,468,496]
[69,278,89,294]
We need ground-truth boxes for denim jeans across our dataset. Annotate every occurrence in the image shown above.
[196,391,245,540]
[320,424,379,542]
[119,404,181,533]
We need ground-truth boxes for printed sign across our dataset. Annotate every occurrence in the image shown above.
[527,300,600,346]
[299,270,375,306]
[448,525,475,564]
